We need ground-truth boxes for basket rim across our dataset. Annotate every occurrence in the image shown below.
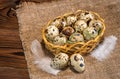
[42,10,106,50]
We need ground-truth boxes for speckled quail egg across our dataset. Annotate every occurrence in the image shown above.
[53,34,67,45]
[62,26,75,37]
[51,19,61,27]
[83,27,98,40]
[80,12,94,22]
[74,20,87,32]
[69,33,84,43]
[70,53,85,72]
[89,19,103,32]
[66,15,77,25]
[51,19,63,31]
[50,53,69,69]
[45,25,59,41]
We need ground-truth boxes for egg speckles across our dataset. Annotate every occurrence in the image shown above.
[51,19,63,31]
[53,35,67,45]
[45,11,103,44]
[89,20,103,32]
[74,20,87,32]
[62,26,75,37]
[50,53,69,69]
[83,27,98,40]
[51,19,62,27]
[70,53,85,72]
[67,15,77,25]
[69,33,84,43]
[80,12,94,22]
[45,25,59,41]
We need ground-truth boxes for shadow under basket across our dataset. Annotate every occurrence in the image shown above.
[42,10,106,56]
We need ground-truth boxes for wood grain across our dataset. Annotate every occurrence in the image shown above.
[0,0,29,79]
[0,67,29,79]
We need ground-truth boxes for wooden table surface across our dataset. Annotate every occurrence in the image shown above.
[0,0,30,79]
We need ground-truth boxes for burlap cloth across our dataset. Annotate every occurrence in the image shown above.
[16,0,120,79]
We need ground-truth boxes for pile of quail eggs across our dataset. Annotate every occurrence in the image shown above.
[51,53,85,73]
[45,11,104,72]
[45,11,103,46]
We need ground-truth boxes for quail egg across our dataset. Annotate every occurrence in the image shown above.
[83,27,98,40]
[66,15,77,25]
[62,26,75,37]
[70,53,85,72]
[50,53,69,69]
[45,25,59,41]
[51,19,63,31]
[53,34,67,45]
[89,19,103,32]
[69,33,84,43]
[51,19,62,27]
[74,20,87,32]
[80,12,94,22]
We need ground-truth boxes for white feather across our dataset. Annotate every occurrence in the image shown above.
[91,35,117,61]
[31,40,61,75]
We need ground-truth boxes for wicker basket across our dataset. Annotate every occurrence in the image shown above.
[42,10,105,56]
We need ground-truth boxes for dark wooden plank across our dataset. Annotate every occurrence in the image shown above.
[0,67,29,79]
[0,11,26,68]
[0,48,27,68]
[0,0,29,79]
